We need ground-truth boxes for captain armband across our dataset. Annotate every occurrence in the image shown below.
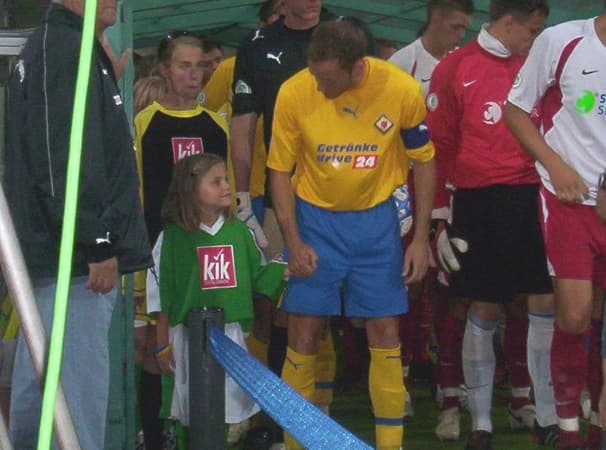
[400,121,430,150]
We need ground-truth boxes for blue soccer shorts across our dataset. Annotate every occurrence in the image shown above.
[281,197,408,318]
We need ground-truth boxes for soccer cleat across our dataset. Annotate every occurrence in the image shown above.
[465,430,493,450]
[580,389,591,421]
[135,430,145,450]
[435,406,461,441]
[554,429,585,450]
[532,420,558,448]
[227,419,250,445]
[508,403,536,430]
[242,426,275,450]
[404,391,414,419]
[268,444,286,450]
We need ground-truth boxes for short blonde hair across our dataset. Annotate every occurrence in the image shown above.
[133,75,167,114]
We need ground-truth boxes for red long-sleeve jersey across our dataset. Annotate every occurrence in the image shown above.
[427,39,538,209]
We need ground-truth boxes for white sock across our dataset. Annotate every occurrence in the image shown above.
[462,313,497,432]
[528,312,556,427]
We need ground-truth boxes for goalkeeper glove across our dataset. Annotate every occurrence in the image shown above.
[236,192,268,248]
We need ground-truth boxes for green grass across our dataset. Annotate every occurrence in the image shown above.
[332,379,541,450]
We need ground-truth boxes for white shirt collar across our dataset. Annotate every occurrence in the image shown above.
[199,215,225,236]
[477,24,511,58]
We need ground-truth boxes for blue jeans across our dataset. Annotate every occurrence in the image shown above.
[9,276,116,450]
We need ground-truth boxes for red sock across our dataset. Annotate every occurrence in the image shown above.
[587,320,603,421]
[342,319,362,373]
[505,315,531,408]
[437,313,465,409]
[587,424,602,448]
[399,311,414,368]
[551,323,589,419]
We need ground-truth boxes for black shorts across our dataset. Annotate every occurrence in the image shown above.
[449,184,552,303]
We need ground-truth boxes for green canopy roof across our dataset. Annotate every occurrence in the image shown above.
[133,0,605,50]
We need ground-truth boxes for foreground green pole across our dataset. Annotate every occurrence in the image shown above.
[37,0,98,448]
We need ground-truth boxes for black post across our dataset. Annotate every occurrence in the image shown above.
[188,306,225,450]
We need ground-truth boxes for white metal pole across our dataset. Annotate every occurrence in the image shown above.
[0,184,81,450]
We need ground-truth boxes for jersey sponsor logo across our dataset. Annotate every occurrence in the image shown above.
[374,114,394,134]
[234,80,252,95]
[266,51,283,64]
[197,245,237,289]
[352,155,378,169]
[576,90,596,114]
[482,101,503,125]
[426,92,438,111]
[171,137,204,162]
[582,69,599,76]
[316,142,378,165]
[575,90,606,116]
[16,59,25,83]
[463,80,477,88]
[342,105,359,118]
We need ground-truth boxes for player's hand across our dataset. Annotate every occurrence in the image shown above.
[431,220,468,274]
[403,237,429,285]
[156,346,175,375]
[548,159,589,204]
[87,257,118,294]
[392,184,413,237]
[236,192,269,248]
[287,240,318,278]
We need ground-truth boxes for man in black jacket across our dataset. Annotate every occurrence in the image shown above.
[4,0,152,448]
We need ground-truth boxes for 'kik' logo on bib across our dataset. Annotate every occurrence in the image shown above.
[171,137,204,162]
[197,245,237,289]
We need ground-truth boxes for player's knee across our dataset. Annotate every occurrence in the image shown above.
[556,314,590,334]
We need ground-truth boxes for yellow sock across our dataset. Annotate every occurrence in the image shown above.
[246,333,269,366]
[369,346,405,450]
[282,347,317,450]
[314,328,336,411]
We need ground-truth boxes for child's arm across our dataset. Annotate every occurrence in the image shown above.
[155,312,175,374]
[245,229,288,300]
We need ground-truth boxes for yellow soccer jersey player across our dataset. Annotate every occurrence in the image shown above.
[204,56,235,112]
[268,57,434,211]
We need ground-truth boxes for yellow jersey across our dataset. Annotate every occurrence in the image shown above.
[204,56,235,112]
[203,56,267,198]
[267,57,434,211]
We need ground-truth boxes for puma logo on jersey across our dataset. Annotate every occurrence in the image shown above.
[285,355,303,369]
[342,106,358,118]
[251,29,264,41]
[16,59,25,83]
[95,232,112,245]
[266,51,283,64]
[197,245,237,289]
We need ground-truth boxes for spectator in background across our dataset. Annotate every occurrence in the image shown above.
[201,38,224,82]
